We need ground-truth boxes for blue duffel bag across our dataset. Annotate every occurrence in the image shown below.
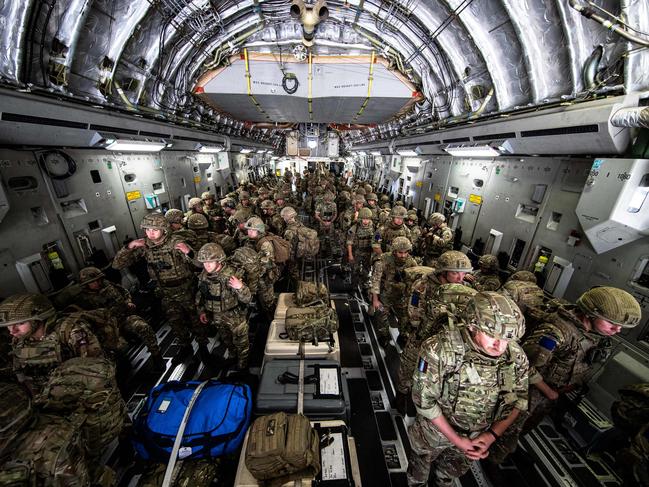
[132,380,252,461]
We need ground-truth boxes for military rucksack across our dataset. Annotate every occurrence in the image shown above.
[258,234,291,264]
[0,413,90,486]
[212,234,237,255]
[228,247,265,294]
[0,383,33,458]
[612,383,649,433]
[295,226,320,259]
[295,281,330,307]
[285,305,339,344]
[60,307,126,354]
[404,266,434,291]
[35,357,126,453]
[245,412,320,483]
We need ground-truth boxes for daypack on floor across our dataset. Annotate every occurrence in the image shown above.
[245,412,320,482]
[296,226,320,259]
[295,281,330,307]
[139,459,219,487]
[285,305,339,344]
[259,234,291,264]
[133,380,252,461]
[36,357,126,453]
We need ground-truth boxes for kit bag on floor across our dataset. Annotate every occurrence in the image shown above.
[133,380,251,461]
[284,305,339,344]
[295,281,330,306]
[245,412,320,483]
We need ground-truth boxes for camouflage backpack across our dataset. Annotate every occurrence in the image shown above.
[295,226,320,259]
[139,459,218,487]
[258,234,291,264]
[61,307,126,354]
[285,305,339,344]
[0,413,90,486]
[295,281,330,307]
[612,383,649,433]
[212,234,237,256]
[35,357,126,453]
[245,412,320,483]
[404,266,434,291]
[228,247,265,294]
[0,383,33,458]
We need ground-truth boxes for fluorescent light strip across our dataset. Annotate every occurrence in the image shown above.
[396,149,418,156]
[198,145,224,153]
[106,140,167,152]
[444,145,501,157]
[357,151,367,156]
[370,151,382,156]
[240,148,252,153]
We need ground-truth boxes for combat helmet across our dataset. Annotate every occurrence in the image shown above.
[188,197,203,209]
[261,200,276,210]
[273,191,285,202]
[240,191,251,200]
[390,206,408,219]
[164,208,184,224]
[428,212,446,227]
[221,197,236,209]
[407,211,418,223]
[0,382,33,455]
[140,213,169,231]
[509,271,537,283]
[355,187,366,196]
[358,207,373,220]
[201,191,215,201]
[394,200,405,207]
[79,266,104,286]
[380,194,390,203]
[244,217,266,234]
[478,254,499,271]
[187,213,209,230]
[464,291,525,340]
[231,209,249,225]
[280,206,297,221]
[353,195,366,206]
[197,243,226,263]
[392,236,412,252]
[366,193,378,203]
[324,191,335,201]
[436,251,473,273]
[577,286,641,328]
[0,294,56,328]
[363,184,373,194]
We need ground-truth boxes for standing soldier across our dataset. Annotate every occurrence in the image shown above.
[314,191,338,257]
[465,254,501,291]
[421,213,454,267]
[75,266,165,370]
[112,213,200,364]
[202,191,226,233]
[274,191,288,213]
[341,195,365,233]
[406,210,422,255]
[500,271,545,316]
[221,197,238,234]
[282,206,304,285]
[165,209,197,246]
[244,217,279,319]
[0,294,104,395]
[254,187,271,217]
[407,292,528,487]
[236,191,254,220]
[366,193,380,225]
[373,206,412,256]
[370,237,417,348]
[261,200,286,236]
[184,197,205,222]
[346,207,375,290]
[196,243,252,370]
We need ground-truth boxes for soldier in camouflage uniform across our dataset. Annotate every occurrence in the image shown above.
[407,292,529,487]
[221,197,238,234]
[346,207,375,290]
[370,237,417,348]
[261,200,286,236]
[366,193,380,225]
[75,266,165,370]
[112,213,201,364]
[421,213,454,267]
[396,251,475,413]
[340,195,365,233]
[281,206,304,285]
[165,208,198,247]
[202,191,226,233]
[465,254,501,291]
[235,191,254,221]
[196,243,252,370]
[0,294,104,396]
[186,213,220,250]
[274,191,288,213]
[406,210,422,255]
[229,209,252,246]
[500,270,545,316]
[314,191,339,257]
[373,206,412,256]
[489,286,641,465]
[244,217,279,319]
[184,197,206,223]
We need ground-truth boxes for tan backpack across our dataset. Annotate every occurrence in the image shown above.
[245,412,320,483]
[295,281,330,307]
[258,234,291,264]
[295,226,320,259]
[285,305,339,344]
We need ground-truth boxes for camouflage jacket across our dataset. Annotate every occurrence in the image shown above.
[412,322,529,432]
[472,271,502,292]
[367,205,380,226]
[195,265,252,314]
[193,230,221,252]
[264,213,286,237]
[372,222,412,252]
[341,208,359,232]
[346,222,375,251]
[501,280,545,314]
[173,228,198,250]
[246,238,278,280]
[370,253,417,302]
[234,205,253,221]
[422,224,454,257]
[75,281,132,320]
[12,317,103,395]
[524,305,610,389]
[315,201,337,222]
[408,225,422,252]
[283,221,301,259]
[112,232,194,285]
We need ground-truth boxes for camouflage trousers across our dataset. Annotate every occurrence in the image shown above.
[318,223,340,257]
[397,337,423,395]
[286,258,305,288]
[373,299,408,343]
[158,280,206,346]
[407,416,472,487]
[256,278,277,319]
[209,309,249,368]
[349,251,372,289]
[122,315,161,356]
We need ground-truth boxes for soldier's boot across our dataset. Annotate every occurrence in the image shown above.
[172,344,194,365]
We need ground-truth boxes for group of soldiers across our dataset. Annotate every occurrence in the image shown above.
[0,168,645,486]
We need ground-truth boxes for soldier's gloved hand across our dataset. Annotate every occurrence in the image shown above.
[199,312,209,324]
[128,238,146,249]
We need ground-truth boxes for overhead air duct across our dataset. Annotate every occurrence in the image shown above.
[610,106,649,129]
[290,0,329,47]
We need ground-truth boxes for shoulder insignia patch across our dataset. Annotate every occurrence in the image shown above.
[539,336,557,351]
[418,356,428,373]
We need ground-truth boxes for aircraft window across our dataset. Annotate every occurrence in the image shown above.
[407,176,412,181]
[152,182,164,193]
[630,255,649,294]
[547,212,562,231]
[7,176,38,191]
[627,174,649,213]
[124,173,136,183]
[473,179,484,188]
[207,172,213,181]
[90,170,102,184]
